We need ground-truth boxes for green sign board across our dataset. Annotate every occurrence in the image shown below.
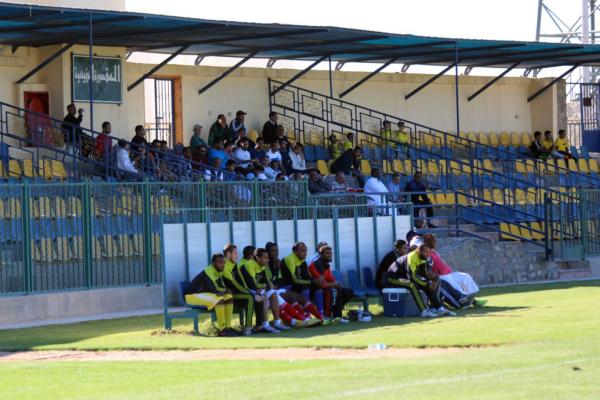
[72,55,123,104]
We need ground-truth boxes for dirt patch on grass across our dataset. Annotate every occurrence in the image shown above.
[0,347,463,362]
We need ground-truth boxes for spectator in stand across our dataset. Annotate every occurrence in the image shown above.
[288,143,307,174]
[555,129,576,160]
[387,173,403,202]
[190,124,207,150]
[330,171,349,193]
[251,137,266,160]
[224,159,239,181]
[262,111,279,144]
[132,145,152,176]
[204,158,224,181]
[395,120,409,154]
[292,172,304,181]
[229,110,247,142]
[404,171,436,228]
[160,140,169,153]
[224,140,235,162]
[193,145,209,166]
[266,141,282,162]
[208,114,229,147]
[343,132,354,152]
[180,147,193,179]
[208,139,228,165]
[381,120,394,146]
[363,168,389,209]
[542,130,564,159]
[308,169,332,194]
[61,104,83,144]
[308,244,353,320]
[279,141,292,173]
[253,164,268,181]
[131,125,148,149]
[95,121,112,159]
[529,131,545,159]
[328,134,342,160]
[265,160,284,181]
[330,146,363,186]
[233,137,254,175]
[116,139,140,179]
[275,126,291,147]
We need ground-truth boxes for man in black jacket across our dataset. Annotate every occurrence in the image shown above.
[330,147,363,186]
[262,112,278,144]
[61,104,83,144]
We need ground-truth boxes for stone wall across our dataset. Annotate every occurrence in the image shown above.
[435,237,559,285]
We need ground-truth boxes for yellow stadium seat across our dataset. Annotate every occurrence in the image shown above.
[499,132,511,146]
[433,192,447,205]
[468,132,479,142]
[316,160,329,176]
[449,160,461,174]
[483,189,493,203]
[510,132,521,147]
[382,160,392,174]
[577,159,590,173]
[482,159,494,171]
[444,192,456,204]
[500,223,517,240]
[556,159,567,171]
[478,132,489,146]
[359,159,371,175]
[488,132,499,147]
[30,197,53,219]
[529,222,545,240]
[392,159,404,174]
[524,159,535,173]
[515,161,527,174]
[0,163,6,178]
[515,189,527,204]
[519,225,534,240]
[8,160,22,177]
[32,238,56,262]
[588,159,600,173]
[51,160,67,180]
[403,160,414,175]
[23,159,35,178]
[427,160,440,175]
[492,189,504,204]
[38,160,53,180]
[521,132,532,146]
[567,158,578,172]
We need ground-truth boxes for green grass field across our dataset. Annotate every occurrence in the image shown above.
[0,281,599,399]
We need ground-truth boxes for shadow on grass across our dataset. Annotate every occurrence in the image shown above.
[479,280,600,297]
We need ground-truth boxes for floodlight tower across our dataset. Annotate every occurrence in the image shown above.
[535,0,600,83]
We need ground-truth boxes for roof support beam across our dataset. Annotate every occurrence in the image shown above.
[271,54,330,96]
[335,61,345,71]
[467,62,520,102]
[198,52,258,95]
[127,45,190,91]
[194,55,204,65]
[339,56,400,98]
[527,64,580,102]
[404,63,456,100]
[15,42,75,84]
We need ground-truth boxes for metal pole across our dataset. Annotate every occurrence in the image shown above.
[328,56,334,98]
[88,13,94,133]
[583,0,591,82]
[454,41,460,135]
[535,0,543,41]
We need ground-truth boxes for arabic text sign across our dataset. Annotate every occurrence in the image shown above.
[72,55,123,103]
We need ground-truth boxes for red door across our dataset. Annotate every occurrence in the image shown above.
[24,91,50,145]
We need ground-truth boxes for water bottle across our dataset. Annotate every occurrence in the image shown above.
[331,288,338,306]
[368,343,387,351]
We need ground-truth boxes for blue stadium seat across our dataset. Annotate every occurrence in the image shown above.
[346,269,365,297]
[580,146,590,159]
[332,270,346,286]
[362,146,372,160]
[507,146,518,160]
[517,145,529,157]
[314,146,329,161]
[362,268,381,296]
[304,145,316,162]
[570,146,580,159]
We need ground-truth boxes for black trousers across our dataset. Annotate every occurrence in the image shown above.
[329,287,354,318]
[411,279,442,309]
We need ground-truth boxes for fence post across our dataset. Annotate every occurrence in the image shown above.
[580,190,588,259]
[543,192,552,260]
[198,181,206,223]
[21,181,33,294]
[142,179,153,284]
[332,205,340,272]
[82,180,93,288]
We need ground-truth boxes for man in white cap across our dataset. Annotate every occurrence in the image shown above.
[190,124,206,150]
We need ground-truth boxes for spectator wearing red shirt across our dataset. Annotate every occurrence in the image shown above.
[95,121,113,159]
[308,245,353,319]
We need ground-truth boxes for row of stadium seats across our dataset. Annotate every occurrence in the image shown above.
[0,159,68,180]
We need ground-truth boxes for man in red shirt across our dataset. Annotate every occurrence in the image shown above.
[95,121,113,159]
[308,245,353,320]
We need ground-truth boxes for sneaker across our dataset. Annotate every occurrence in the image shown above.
[262,324,280,333]
[218,329,237,337]
[225,328,241,336]
[420,309,439,318]
[472,299,488,307]
[339,318,350,324]
[242,328,253,336]
[303,318,322,327]
[435,307,457,317]
[273,321,290,331]
[321,318,336,326]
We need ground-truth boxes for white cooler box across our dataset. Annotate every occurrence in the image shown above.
[382,288,422,317]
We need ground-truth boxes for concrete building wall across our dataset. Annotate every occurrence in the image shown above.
[0,44,562,146]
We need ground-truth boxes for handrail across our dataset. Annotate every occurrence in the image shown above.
[269,79,599,186]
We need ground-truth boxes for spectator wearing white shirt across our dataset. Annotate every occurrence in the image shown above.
[288,143,307,174]
[330,171,349,193]
[266,141,282,163]
[387,173,403,202]
[233,137,254,175]
[253,165,268,181]
[364,168,389,209]
[264,160,283,180]
[116,140,141,180]
[204,158,224,181]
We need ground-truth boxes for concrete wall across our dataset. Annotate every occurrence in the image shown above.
[0,44,563,146]
[0,285,162,327]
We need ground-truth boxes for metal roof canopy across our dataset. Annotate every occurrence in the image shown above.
[1,2,594,102]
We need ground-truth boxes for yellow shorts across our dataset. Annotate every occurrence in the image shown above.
[185,293,233,310]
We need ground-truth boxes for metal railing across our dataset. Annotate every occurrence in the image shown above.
[0,179,307,296]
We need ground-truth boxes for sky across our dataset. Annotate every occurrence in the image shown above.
[124,0,589,79]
